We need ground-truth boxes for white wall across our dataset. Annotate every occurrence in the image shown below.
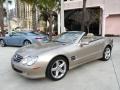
[64,0,104,10]
[64,0,82,10]
[64,0,120,15]
[104,0,120,15]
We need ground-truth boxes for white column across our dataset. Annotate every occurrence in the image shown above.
[102,9,109,37]
[58,13,61,34]
[99,8,103,35]
[61,0,65,33]
[102,14,106,37]
[102,7,107,37]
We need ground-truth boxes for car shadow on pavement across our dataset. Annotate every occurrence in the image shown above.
[14,59,106,82]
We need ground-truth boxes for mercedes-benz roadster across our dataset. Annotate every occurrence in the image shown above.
[11,31,113,81]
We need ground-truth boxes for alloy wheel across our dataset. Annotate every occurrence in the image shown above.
[104,47,111,60]
[46,57,68,81]
[51,60,67,79]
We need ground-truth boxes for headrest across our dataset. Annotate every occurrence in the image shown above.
[87,33,94,37]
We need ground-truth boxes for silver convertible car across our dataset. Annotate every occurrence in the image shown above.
[11,31,113,81]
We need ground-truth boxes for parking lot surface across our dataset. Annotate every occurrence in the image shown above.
[0,37,120,90]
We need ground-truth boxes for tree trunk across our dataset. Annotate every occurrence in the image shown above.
[87,25,90,33]
[0,2,5,36]
[48,14,53,41]
[23,2,26,28]
[16,0,20,18]
[32,4,37,32]
[81,0,87,32]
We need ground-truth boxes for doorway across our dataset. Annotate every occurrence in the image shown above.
[64,7,101,36]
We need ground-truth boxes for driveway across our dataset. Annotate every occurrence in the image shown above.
[0,37,120,90]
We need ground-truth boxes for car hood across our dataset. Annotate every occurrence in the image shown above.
[16,42,67,57]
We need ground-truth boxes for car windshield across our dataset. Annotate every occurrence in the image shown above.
[53,31,84,43]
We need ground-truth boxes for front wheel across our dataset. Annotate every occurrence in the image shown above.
[102,46,111,61]
[46,57,68,81]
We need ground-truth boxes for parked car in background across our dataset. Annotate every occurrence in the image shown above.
[0,31,49,47]
[11,31,113,81]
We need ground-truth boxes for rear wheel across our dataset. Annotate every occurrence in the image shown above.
[46,57,68,81]
[0,40,6,47]
[23,40,31,46]
[102,46,111,61]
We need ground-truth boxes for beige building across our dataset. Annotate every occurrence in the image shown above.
[15,0,32,29]
[61,0,120,36]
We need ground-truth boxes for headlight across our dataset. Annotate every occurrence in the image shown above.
[22,56,38,66]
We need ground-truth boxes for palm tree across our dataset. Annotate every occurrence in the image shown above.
[37,0,59,40]
[81,0,87,32]
[21,0,59,40]
[0,0,5,36]
[20,0,38,31]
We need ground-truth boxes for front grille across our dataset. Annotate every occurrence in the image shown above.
[13,54,23,63]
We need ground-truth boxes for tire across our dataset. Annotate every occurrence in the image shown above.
[102,46,111,61]
[0,40,6,47]
[46,57,68,81]
[23,40,31,46]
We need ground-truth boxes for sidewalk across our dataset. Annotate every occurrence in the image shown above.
[110,37,120,89]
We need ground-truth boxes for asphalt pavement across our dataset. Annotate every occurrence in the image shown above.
[0,37,120,90]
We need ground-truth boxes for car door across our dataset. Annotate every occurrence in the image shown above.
[4,33,15,45]
[77,38,104,64]
[6,33,23,46]
[69,38,102,68]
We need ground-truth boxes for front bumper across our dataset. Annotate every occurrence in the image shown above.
[11,62,45,79]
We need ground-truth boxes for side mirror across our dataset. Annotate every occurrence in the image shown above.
[9,32,15,37]
[9,34,13,37]
[80,41,89,47]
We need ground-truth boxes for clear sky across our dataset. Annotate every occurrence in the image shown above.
[11,0,15,9]
[9,0,15,9]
